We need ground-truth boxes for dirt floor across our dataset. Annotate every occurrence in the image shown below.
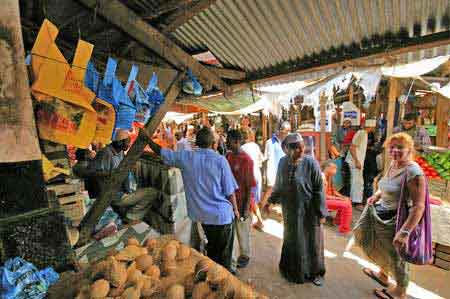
[238,208,450,299]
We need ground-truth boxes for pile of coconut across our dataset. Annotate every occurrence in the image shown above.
[74,237,268,299]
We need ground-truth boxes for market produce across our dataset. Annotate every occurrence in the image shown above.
[90,279,110,298]
[415,156,441,179]
[421,152,450,180]
[65,236,266,299]
[135,254,153,271]
[128,238,140,246]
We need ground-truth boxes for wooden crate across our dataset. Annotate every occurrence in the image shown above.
[46,180,86,225]
[434,244,450,271]
[429,178,450,203]
[58,193,87,225]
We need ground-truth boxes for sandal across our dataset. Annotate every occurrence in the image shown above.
[374,289,393,299]
[363,268,389,287]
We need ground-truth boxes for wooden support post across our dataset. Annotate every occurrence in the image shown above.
[384,78,399,171]
[436,95,449,148]
[319,92,327,162]
[77,72,184,246]
[348,85,354,103]
[0,0,41,163]
[268,114,273,141]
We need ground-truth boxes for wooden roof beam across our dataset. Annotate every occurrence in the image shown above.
[205,65,246,80]
[77,0,230,93]
[142,0,191,20]
[162,0,218,34]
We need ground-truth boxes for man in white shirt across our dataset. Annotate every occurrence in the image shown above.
[346,124,368,208]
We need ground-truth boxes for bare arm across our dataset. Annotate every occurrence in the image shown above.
[227,193,240,219]
[401,175,426,232]
[349,144,361,169]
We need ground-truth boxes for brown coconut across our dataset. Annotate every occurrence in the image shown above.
[108,285,126,297]
[144,238,159,252]
[216,278,236,299]
[120,286,141,299]
[141,276,161,297]
[161,260,177,277]
[145,265,161,279]
[192,282,211,299]
[90,279,110,299]
[207,265,228,286]
[89,260,110,280]
[176,244,191,261]
[183,273,196,297]
[126,268,142,287]
[135,254,153,271]
[162,244,177,262]
[127,238,140,246]
[75,285,90,299]
[166,284,185,299]
[115,245,148,262]
[107,257,127,288]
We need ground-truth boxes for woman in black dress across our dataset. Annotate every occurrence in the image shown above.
[265,133,327,286]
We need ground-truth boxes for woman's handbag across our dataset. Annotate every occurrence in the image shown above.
[395,173,433,265]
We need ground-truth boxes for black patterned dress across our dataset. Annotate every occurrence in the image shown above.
[269,155,327,283]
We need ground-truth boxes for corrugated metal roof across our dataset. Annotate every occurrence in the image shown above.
[171,0,450,74]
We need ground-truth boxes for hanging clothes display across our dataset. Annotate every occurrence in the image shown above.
[30,19,97,148]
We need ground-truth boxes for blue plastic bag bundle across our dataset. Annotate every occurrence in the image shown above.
[94,206,122,233]
[182,69,202,96]
[0,257,59,299]
[125,66,152,125]
[84,60,119,110]
[146,73,165,117]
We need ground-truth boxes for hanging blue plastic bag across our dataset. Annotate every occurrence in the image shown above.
[0,257,59,299]
[182,69,202,96]
[126,66,152,124]
[146,72,165,117]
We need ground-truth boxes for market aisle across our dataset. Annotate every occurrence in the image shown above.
[238,215,450,299]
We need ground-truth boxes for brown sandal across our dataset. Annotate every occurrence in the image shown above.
[363,268,389,287]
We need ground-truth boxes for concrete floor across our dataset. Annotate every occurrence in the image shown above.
[238,210,450,299]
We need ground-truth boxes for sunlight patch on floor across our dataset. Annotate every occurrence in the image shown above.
[342,251,445,299]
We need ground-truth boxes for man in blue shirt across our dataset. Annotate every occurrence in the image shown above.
[147,127,239,271]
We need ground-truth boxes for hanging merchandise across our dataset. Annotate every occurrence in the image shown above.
[182,69,203,96]
[340,101,361,126]
[30,19,97,148]
[126,65,152,125]
[146,72,165,117]
[85,62,117,144]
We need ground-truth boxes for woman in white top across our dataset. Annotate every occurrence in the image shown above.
[241,128,265,229]
[362,132,426,299]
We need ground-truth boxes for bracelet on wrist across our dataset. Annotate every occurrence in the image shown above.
[399,229,411,236]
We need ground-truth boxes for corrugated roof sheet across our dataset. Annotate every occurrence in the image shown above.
[171,0,450,74]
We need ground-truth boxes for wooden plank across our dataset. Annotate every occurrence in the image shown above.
[434,258,450,270]
[384,78,399,171]
[436,251,450,262]
[162,0,218,34]
[77,0,229,93]
[437,244,450,255]
[47,182,82,197]
[435,95,449,148]
[77,72,184,246]
[142,0,190,20]
[204,65,246,80]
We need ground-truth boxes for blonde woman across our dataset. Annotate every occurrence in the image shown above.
[359,133,426,299]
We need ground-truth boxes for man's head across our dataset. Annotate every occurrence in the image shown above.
[227,129,243,153]
[186,125,195,138]
[241,128,254,143]
[195,127,215,149]
[284,133,304,161]
[342,118,352,129]
[278,121,291,141]
[402,113,417,130]
[321,160,337,177]
[175,131,182,141]
[112,129,130,152]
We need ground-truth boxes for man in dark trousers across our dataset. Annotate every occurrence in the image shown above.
[147,127,239,271]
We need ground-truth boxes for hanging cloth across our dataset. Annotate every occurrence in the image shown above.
[30,19,97,148]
